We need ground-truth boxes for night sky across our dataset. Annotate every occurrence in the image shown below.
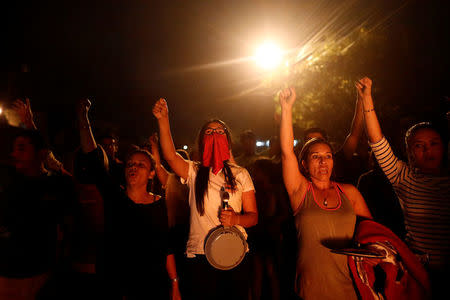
[1,0,449,152]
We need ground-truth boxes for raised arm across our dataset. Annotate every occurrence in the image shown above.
[279,88,309,211]
[357,78,405,184]
[77,98,97,153]
[340,89,364,160]
[13,98,71,176]
[356,77,383,143]
[153,98,189,180]
[12,98,37,130]
[149,133,169,187]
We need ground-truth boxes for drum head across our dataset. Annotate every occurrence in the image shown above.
[204,226,247,270]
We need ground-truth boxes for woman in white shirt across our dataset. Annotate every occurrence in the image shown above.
[153,98,258,300]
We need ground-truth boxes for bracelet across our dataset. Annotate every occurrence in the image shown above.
[363,108,374,113]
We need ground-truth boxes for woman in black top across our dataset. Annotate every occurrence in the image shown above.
[77,98,181,300]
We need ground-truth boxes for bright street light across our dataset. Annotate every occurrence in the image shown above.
[254,42,283,70]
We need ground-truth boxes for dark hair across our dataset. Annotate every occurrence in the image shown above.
[298,137,334,179]
[14,129,48,152]
[195,119,236,215]
[125,146,155,170]
[303,127,328,142]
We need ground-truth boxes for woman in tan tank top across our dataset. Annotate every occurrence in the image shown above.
[278,88,372,300]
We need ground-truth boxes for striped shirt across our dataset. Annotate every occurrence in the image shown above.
[370,137,450,270]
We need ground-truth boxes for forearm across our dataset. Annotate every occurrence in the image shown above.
[362,95,383,143]
[78,112,97,153]
[237,211,258,228]
[166,254,178,281]
[280,107,294,156]
[166,253,180,295]
[155,163,170,187]
[157,118,178,162]
[22,118,37,130]
[342,98,364,159]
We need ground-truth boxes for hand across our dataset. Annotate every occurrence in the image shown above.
[278,87,296,109]
[77,98,91,116]
[220,206,239,226]
[355,77,372,99]
[153,98,169,120]
[148,133,161,162]
[12,98,34,128]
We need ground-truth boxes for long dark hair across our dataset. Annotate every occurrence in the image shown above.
[194,119,236,215]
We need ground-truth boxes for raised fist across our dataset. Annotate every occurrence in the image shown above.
[152,98,169,120]
[279,87,296,109]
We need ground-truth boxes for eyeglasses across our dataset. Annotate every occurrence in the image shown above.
[204,127,226,135]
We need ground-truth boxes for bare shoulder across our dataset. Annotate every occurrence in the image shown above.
[338,183,356,192]
[337,183,362,199]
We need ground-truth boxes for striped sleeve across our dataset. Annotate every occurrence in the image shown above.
[369,137,408,186]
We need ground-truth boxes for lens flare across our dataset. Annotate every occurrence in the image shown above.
[254,42,283,70]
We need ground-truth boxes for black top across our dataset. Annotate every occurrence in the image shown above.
[357,167,406,240]
[0,165,75,277]
[83,148,170,298]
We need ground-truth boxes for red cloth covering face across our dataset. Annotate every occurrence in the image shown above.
[202,133,230,175]
[348,220,431,300]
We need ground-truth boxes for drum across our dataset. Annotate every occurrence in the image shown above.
[204,187,248,270]
[204,225,247,270]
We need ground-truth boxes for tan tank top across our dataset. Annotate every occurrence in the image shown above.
[294,182,357,300]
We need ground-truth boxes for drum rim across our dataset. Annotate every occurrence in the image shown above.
[204,226,248,270]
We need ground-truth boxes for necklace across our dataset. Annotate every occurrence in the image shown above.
[313,184,332,207]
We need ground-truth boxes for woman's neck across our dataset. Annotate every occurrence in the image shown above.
[311,178,333,190]
[126,186,156,204]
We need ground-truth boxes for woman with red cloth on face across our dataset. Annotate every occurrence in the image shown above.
[153,98,258,300]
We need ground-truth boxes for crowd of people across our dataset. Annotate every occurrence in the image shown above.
[0,77,448,300]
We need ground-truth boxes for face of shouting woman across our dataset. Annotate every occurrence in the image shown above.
[302,143,334,182]
[125,153,155,188]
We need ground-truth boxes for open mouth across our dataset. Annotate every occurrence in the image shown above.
[319,167,328,174]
